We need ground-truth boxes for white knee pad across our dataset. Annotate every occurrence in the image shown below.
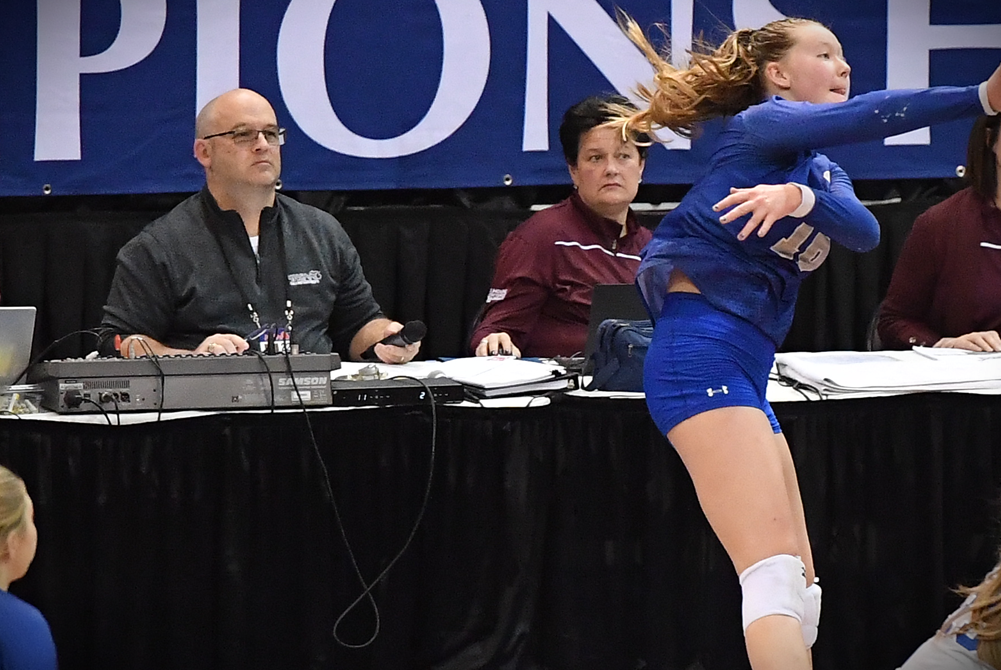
[738,554,807,633]
[802,581,822,649]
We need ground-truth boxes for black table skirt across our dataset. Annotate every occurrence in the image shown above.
[2,393,1000,670]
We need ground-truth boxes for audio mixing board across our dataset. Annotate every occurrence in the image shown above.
[31,353,341,413]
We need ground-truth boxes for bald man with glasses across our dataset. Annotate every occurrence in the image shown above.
[101,88,419,364]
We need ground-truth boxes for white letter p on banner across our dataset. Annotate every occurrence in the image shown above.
[35,0,167,161]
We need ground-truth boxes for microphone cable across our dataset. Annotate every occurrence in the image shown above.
[329,374,438,649]
[280,346,439,649]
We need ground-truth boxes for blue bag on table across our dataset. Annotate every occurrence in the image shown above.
[585,319,653,392]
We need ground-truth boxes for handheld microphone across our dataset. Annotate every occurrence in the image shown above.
[361,320,427,361]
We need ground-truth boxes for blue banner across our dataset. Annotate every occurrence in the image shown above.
[2,0,999,196]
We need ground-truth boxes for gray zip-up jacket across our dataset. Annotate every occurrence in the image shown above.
[102,187,383,356]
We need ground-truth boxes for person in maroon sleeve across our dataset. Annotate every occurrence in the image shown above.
[469,94,653,358]
[878,114,1001,351]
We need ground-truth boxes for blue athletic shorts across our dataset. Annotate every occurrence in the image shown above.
[644,292,781,437]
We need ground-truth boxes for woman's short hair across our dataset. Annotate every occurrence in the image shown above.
[558,94,651,165]
[0,466,28,546]
[966,114,1001,203]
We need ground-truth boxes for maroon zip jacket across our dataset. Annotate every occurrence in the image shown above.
[470,193,652,358]
[878,188,1001,348]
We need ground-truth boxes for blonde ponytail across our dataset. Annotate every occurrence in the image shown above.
[609,13,820,139]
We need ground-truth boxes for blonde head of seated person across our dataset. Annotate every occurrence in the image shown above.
[0,464,56,669]
[0,466,36,592]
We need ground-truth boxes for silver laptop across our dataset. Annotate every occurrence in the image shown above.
[0,307,36,390]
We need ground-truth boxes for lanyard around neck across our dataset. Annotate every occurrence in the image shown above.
[208,208,293,337]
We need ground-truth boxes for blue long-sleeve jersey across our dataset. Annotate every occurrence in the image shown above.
[638,84,991,346]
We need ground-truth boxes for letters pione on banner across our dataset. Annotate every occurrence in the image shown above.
[5,0,1001,196]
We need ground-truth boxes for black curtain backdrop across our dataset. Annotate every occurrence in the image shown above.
[2,395,1000,670]
[0,194,943,360]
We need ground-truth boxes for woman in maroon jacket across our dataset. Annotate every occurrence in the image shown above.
[470,95,652,358]
[878,114,1001,351]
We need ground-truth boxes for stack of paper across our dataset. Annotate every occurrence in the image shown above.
[434,357,574,398]
[774,349,1001,397]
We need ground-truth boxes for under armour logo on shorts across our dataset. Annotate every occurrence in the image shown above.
[706,386,729,397]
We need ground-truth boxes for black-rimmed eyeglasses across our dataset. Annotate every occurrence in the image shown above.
[201,127,286,146]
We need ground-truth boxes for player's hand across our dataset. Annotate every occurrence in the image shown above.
[933,331,1001,352]
[475,332,521,358]
[714,184,803,241]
